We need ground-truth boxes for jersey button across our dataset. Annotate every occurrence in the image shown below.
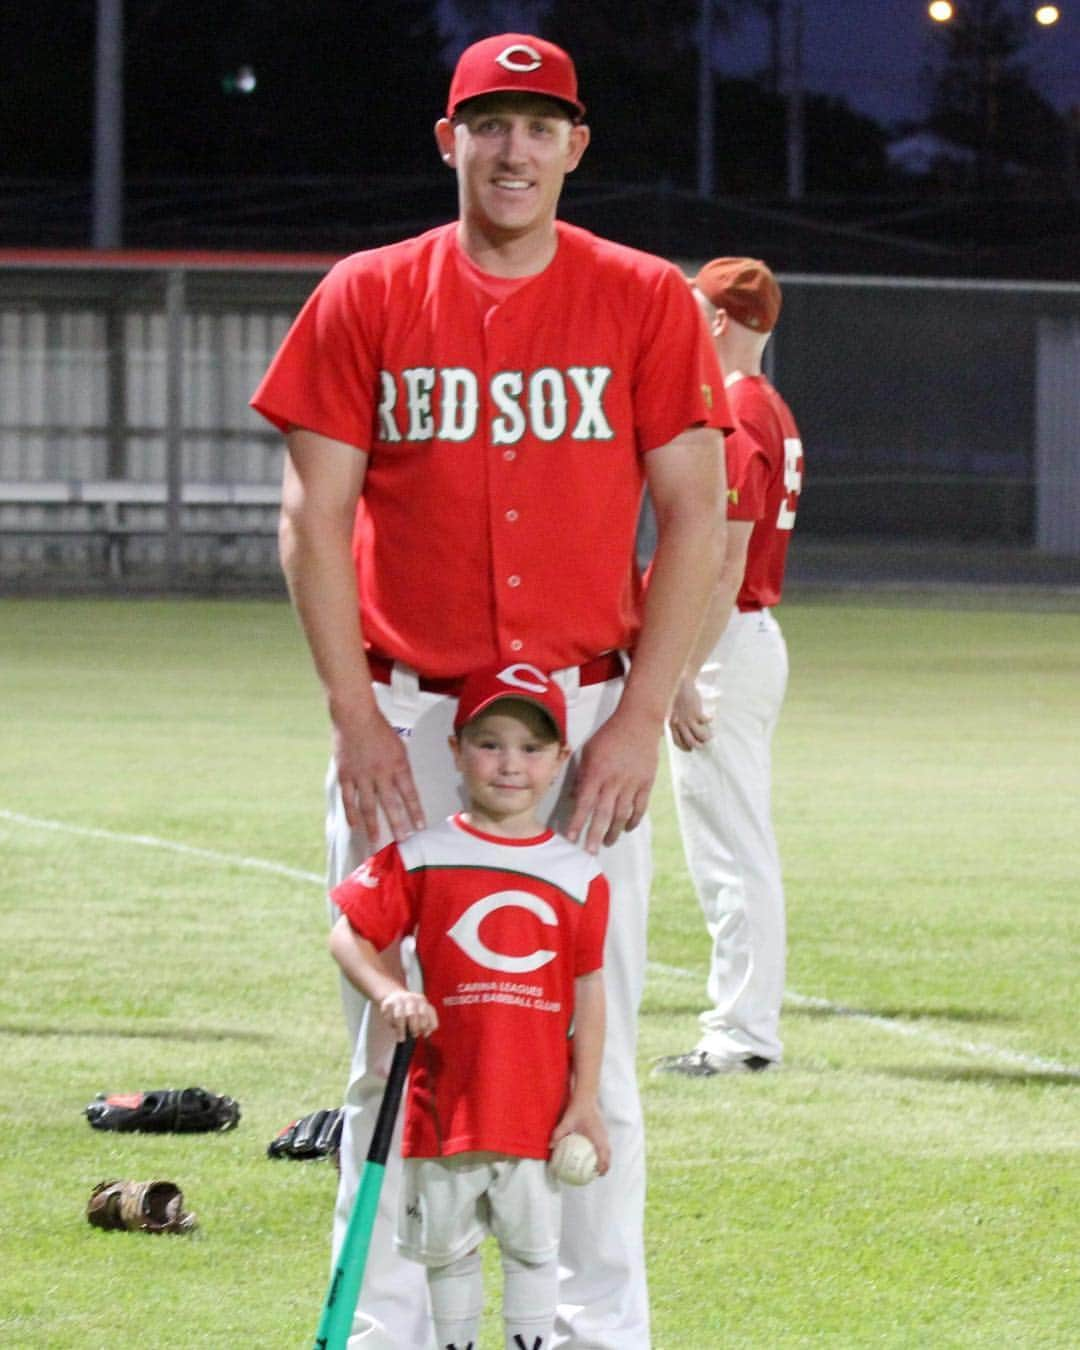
[502,449,517,462]
[507,575,521,588]
[509,639,523,652]
[505,509,518,522]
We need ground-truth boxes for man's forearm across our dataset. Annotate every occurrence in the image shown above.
[280,485,377,725]
[621,430,725,723]
[279,427,377,722]
[682,518,753,679]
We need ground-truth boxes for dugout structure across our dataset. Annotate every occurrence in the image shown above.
[1,250,1079,591]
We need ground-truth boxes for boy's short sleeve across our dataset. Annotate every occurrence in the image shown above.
[574,873,610,977]
[330,842,415,949]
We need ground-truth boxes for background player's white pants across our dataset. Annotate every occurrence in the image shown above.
[666,608,788,1064]
[326,664,652,1350]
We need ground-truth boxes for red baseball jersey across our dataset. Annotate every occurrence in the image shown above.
[723,373,804,611]
[332,814,609,1161]
[251,221,730,676]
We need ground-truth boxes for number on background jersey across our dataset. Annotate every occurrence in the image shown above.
[776,437,802,530]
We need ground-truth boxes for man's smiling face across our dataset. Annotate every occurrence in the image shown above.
[436,92,589,244]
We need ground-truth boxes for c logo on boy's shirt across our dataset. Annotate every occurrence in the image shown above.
[447,891,558,974]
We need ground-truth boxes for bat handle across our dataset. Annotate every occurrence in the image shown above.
[312,1035,415,1350]
[369,1035,415,1164]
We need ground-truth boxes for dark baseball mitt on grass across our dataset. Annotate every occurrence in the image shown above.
[267,1106,343,1160]
[84,1087,240,1133]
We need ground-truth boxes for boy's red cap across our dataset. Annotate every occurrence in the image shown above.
[454,664,567,742]
[447,34,585,119]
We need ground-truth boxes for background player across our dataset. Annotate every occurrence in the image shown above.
[251,32,729,1350]
[656,257,804,1076]
[330,666,609,1350]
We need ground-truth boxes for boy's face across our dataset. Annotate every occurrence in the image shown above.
[451,699,569,832]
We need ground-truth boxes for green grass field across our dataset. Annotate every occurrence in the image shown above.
[1,594,1077,1348]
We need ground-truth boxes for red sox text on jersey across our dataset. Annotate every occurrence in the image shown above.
[250,221,729,674]
[377,365,615,445]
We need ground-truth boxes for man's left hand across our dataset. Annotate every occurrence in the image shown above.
[565,709,660,854]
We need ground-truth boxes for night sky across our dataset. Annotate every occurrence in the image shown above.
[717,0,1079,127]
[2,0,1078,205]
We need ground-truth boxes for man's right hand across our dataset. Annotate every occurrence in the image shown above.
[333,704,426,844]
[668,674,713,752]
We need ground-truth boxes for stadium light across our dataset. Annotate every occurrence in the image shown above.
[222,65,257,96]
[927,2,1061,21]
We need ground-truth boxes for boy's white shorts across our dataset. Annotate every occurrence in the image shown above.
[396,1152,560,1268]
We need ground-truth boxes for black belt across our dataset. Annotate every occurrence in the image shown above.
[367,650,624,695]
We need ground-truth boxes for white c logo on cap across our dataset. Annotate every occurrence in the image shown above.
[448,891,558,973]
[495,662,550,695]
[495,43,543,73]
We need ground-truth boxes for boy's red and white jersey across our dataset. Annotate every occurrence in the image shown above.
[331,814,609,1160]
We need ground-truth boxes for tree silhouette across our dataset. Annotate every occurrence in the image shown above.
[926,0,1068,188]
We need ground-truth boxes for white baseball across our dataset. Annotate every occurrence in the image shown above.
[549,1131,599,1186]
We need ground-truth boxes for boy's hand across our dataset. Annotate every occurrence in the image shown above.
[550,1099,610,1176]
[379,989,438,1042]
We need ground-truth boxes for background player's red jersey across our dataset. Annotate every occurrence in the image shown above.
[724,373,804,610]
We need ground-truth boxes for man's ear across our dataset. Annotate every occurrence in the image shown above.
[713,308,728,337]
[434,117,456,166]
[565,122,590,174]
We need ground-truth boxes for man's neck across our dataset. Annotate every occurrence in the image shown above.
[456,219,559,279]
[718,333,768,377]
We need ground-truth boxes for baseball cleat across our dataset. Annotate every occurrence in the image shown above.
[652,1050,776,1077]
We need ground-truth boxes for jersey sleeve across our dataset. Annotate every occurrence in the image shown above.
[574,872,610,976]
[249,256,382,450]
[330,841,416,950]
[632,265,733,452]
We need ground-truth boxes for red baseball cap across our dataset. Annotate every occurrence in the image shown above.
[694,257,783,333]
[446,34,585,120]
[454,663,567,742]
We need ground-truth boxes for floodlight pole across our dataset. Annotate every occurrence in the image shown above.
[697,0,716,197]
[92,0,124,248]
[784,0,805,200]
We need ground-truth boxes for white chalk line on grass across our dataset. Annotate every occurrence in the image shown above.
[649,959,1079,1078]
[5,807,1076,1077]
[0,807,323,886]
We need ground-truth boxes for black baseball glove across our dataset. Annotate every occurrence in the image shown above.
[85,1087,241,1133]
[267,1106,344,1160]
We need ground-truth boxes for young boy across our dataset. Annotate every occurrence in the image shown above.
[329,664,611,1350]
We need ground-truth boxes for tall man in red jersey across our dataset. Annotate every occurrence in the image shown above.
[657,257,804,1078]
[251,34,729,1350]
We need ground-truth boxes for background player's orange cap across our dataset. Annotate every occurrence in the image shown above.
[694,257,782,333]
[447,34,585,120]
[454,664,567,742]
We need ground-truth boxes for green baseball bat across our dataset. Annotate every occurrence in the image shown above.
[313,1035,415,1350]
